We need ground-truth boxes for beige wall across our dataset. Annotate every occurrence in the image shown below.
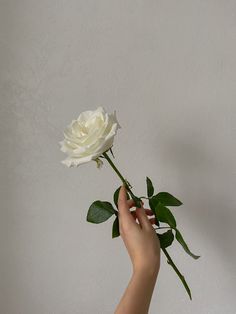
[0,1,236,313]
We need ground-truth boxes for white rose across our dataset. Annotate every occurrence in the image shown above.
[59,106,121,168]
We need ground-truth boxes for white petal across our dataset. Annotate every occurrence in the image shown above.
[112,110,122,129]
[95,106,106,114]
[61,154,94,168]
[77,110,93,123]
[96,136,115,155]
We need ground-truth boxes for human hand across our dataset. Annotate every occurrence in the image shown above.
[118,184,161,275]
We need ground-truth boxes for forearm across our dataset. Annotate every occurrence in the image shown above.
[114,267,159,314]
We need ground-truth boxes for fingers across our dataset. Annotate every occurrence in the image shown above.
[145,208,154,216]
[127,199,135,208]
[149,217,157,225]
[127,199,145,208]
[118,185,156,229]
[135,206,153,230]
[131,211,157,225]
[131,208,154,220]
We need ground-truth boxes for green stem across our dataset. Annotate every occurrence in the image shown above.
[103,152,127,185]
[161,247,192,300]
[102,151,142,207]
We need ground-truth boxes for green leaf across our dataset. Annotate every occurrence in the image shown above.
[154,202,177,228]
[148,197,160,226]
[153,192,182,206]
[162,247,192,300]
[157,229,174,248]
[175,229,200,259]
[146,176,154,197]
[87,201,116,224]
[112,216,120,238]
[113,186,130,209]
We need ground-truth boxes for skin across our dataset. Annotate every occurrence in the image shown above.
[114,184,161,314]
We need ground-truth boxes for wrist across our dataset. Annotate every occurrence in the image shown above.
[133,263,160,278]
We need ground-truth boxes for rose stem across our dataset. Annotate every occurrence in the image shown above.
[102,151,142,207]
[161,247,192,300]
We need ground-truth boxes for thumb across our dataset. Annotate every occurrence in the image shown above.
[118,185,133,219]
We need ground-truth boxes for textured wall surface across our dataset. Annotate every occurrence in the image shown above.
[0,1,236,313]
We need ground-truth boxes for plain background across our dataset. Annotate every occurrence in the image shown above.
[0,1,236,313]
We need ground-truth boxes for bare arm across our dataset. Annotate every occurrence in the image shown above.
[114,185,161,314]
[115,267,158,314]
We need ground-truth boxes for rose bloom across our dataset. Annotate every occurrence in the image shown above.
[59,106,121,168]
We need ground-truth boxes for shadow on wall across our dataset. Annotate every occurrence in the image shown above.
[154,131,236,263]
